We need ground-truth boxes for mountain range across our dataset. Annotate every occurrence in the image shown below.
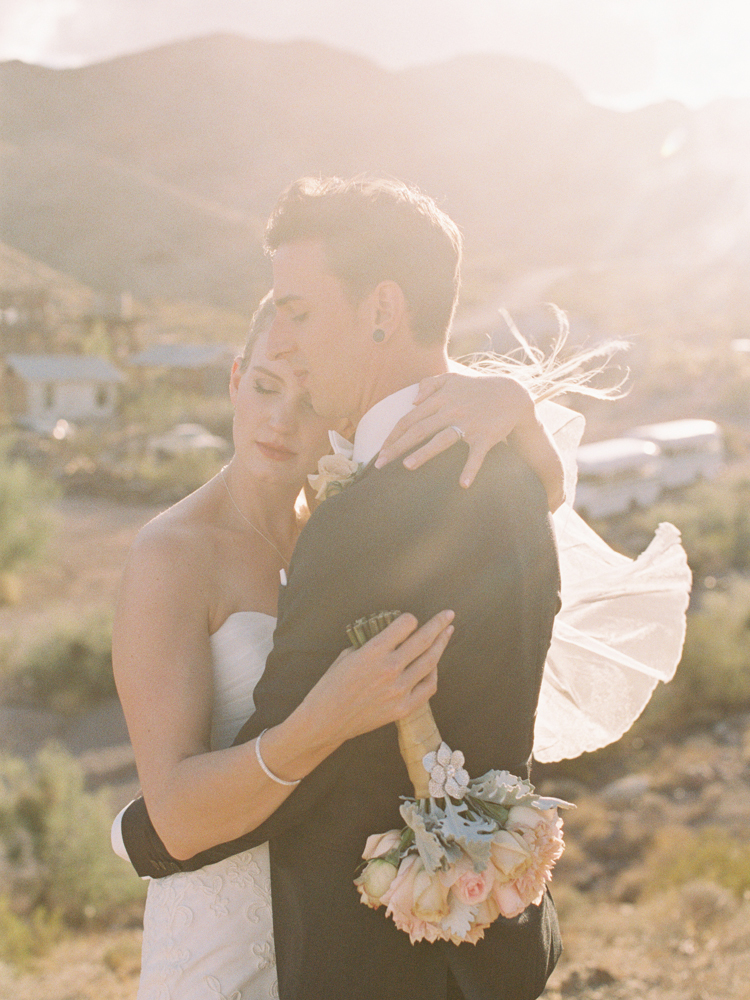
[1,33,749,321]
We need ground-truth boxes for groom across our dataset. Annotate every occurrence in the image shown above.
[123,176,562,999]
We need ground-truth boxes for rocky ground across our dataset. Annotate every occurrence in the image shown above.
[1,497,749,999]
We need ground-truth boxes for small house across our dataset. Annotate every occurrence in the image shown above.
[2,353,125,431]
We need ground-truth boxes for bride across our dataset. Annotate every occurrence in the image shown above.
[112,294,566,998]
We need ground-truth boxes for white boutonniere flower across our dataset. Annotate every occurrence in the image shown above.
[308,454,362,500]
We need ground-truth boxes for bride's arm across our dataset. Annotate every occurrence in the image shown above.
[114,523,453,861]
[376,365,565,511]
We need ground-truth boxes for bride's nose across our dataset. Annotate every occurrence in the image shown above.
[267,393,301,434]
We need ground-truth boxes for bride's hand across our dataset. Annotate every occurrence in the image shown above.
[375,371,565,511]
[303,611,454,747]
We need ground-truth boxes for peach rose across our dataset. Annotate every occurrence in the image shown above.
[489,829,532,879]
[506,804,555,832]
[413,867,451,923]
[361,829,401,861]
[492,879,528,919]
[507,806,565,869]
[381,855,450,943]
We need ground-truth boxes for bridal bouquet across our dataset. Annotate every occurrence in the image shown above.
[347,612,574,945]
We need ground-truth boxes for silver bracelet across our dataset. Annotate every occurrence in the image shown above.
[255,729,301,787]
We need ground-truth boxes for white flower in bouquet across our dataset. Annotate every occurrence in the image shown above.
[423,743,470,799]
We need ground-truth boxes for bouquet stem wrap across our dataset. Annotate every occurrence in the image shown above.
[347,611,574,946]
[396,704,442,799]
[346,611,441,797]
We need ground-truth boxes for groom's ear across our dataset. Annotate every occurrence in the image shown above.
[370,280,407,343]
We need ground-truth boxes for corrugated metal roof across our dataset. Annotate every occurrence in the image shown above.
[128,344,234,368]
[5,354,125,382]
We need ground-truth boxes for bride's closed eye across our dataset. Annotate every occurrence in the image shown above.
[253,379,279,395]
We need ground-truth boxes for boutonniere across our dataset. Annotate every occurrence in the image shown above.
[308,454,363,501]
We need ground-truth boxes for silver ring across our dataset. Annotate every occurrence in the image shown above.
[449,425,465,441]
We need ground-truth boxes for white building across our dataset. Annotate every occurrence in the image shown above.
[626,419,723,488]
[2,354,125,431]
[575,437,662,518]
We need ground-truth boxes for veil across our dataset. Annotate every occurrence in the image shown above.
[532,399,692,762]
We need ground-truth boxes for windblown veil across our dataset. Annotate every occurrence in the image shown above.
[533,400,692,762]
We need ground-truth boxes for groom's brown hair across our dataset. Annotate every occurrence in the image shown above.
[264,176,462,345]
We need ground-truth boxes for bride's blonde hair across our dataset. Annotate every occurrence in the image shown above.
[462,306,628,403]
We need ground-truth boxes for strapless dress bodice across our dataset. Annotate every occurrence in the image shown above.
[208,611,276,749]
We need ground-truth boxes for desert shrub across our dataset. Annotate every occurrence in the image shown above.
[635,575,750,734]
[0,451,57,599]
[591,476,750,581]
[644,825,750,898]
[0,746,145,938]
[0,897,64,966]
[126,448,227,500]
[61,446,228,503]
[11,611,115,714]
[119,380,233,438]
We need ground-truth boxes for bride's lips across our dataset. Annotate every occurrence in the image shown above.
[256,440,297,462]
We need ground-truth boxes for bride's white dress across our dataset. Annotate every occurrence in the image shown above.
[136,612,279,1000]
[122,402,692,997]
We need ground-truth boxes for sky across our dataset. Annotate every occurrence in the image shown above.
[2,0,750,109]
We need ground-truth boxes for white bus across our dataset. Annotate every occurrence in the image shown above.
[626,419,723,488]
[574,437,662,518]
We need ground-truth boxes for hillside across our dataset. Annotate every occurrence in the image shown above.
[1,34,749,318]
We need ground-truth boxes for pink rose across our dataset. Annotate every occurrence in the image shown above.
[489,826,544,918]
[452,863,495,908]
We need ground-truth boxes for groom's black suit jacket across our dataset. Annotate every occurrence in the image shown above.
[123,443,562,1000]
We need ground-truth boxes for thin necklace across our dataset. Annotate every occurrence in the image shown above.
[220,466,291,568]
